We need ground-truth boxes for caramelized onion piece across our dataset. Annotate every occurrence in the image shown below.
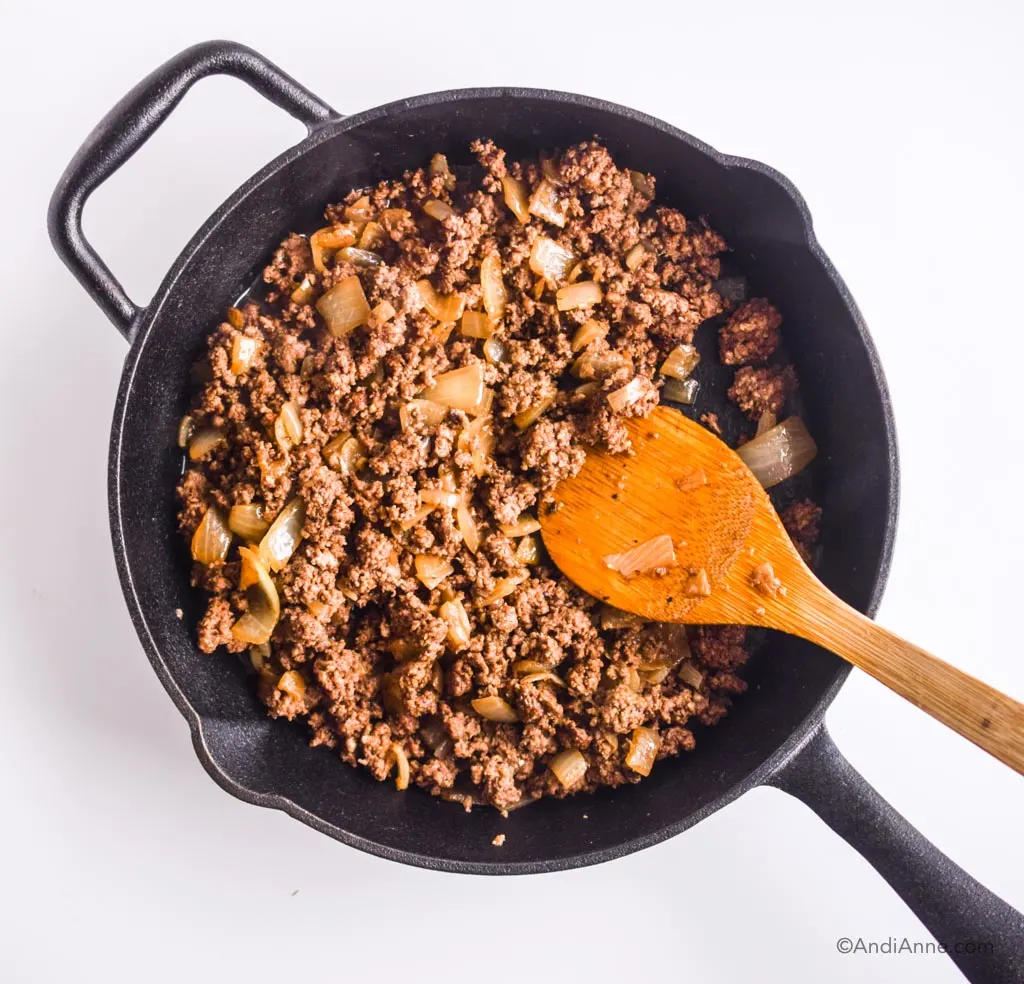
[323,434,367,477]
[571,350,631,380]
[400,399,448,432]
[603,534,677,578]
[249,642,272,676]
[500,515,541,537]
[274,401,303,452]
[370,300,396,328]
[458,415,495,478]
[483,336,508,365]
[191,506,231,564]
[317,275,370,336]
[599,605,648,630]
[736,416,818,489]
[456,498,480,553]
[478,573,528,606]
[556,281,602,311]
[756,410,777,436]
[513,394,554,430]
[421,363,486,412]
[358,221,386,250]
[259,497,306,572]
[231,335,260,375]
[310,224,357,272]
[606,377,648,413]
[229,503,270,542]
[662,377,699,405]
[291,275,316,305]
[471,696,518,723]
[519,670,564,687]
[512,659,548,676]
[423,199,456,221]
[440,598,472,650]
[238,545,280,620]
[388,743,411,790]
[529,236,575,287]
[400,503,435,531]
[344,196,373,225]
[570,319,608,353]
[501,175,530,224]
[660,344,700,380]
[231,612,274,646]
[421,488,460,509]
[678,661,705,690]
[625,727,662,776]
[177,414,194,449]
[338,246,383,268]
[226,306,245,329]
[416,279,465,323]
[548,748,587,788]
[480,253,506,321]
[515,535,540,565]
[415,554,454,590]
[460,310,494,339]
[430,153,457,191]
[528,179,566,227]
[188,426,225,461]
[630,170,655,198]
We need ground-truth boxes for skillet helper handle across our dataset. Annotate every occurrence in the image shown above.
[771,724,1024,984]
[47,40,337,340]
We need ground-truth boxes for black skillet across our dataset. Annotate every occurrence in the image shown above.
[48,41,1023,983]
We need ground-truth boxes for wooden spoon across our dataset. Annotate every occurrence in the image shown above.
[540,405,1024,775]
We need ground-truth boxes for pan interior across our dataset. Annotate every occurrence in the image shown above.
[114,93,895,871]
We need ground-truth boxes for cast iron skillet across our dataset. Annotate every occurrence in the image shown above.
[49,41,1022,983]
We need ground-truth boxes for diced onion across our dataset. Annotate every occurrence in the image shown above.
[421,488,460,509]
[458,416,495,478]
[512,660,548,676]
[415,554,454,590]
[639,662,672,685]
[607,377,648,413]
[456,498,480,553]
[571,350,631,380]
[756,410,777,436]
[483,337,508,365]
[528,179,565,227]
[540,153,562,185]
[259,497,305,572]
[177,415,194,449]
[501,175,530,224]
[599,605,648,630]
[358,221,386,250]
[736,416,818,489]
[529,237,575,287]
[662,377,699,405]
[226,307,245,329]
[660,344,700,380]
[571,319,608,353]
[515,535,539,565]
[188,426,225,461]
[231,335,260,375]
[400,503,435,531]
[469,387,495,418]
[274,401,303,451]
[440,598,472,650]
[625,727,661,776]
[430,153,457,191]
[556,281,602,311]
[229,503,270,541]
[369,300,396,328]
[344,196,373,225]
[460,310,494,339]
[421,717,453,757]
[323,433,367,477]
[480,254,506,321]
[574,382,600,399]
[310,224,357,272]
[478,573,528,606]
[387,743,411,790]
[500,515,541,537]
[519,670,564,687]
[630,171,655,198]
[291,275,316,305]
[421,363,486,412]
[249,642,272,676]
[191,506,231,564]
[624,242,651,271]
[684,569,712,597]
[338,246,383,268]
[548,748,587,788]
[400,399,448,432]
[603,534,677,578]
[678,661,705,690]
[472,696,518,723]
[416,279,465,323]
[513,394,554,431]
[423,199,456,221]
[231,612,274,646]
[316,275,370,337]
[238,545,280,620]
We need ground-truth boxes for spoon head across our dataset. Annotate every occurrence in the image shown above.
[540,406,804,624]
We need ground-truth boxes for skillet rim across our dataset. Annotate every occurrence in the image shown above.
[108,86,900,874]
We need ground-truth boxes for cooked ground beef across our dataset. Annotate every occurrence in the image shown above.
[782,499,823,563]
[728,365,798,420]
[178,141,818,810]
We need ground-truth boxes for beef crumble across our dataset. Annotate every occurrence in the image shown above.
[178,141,816,810]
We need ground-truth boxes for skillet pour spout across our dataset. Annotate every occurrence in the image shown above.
[48,39,1023,984]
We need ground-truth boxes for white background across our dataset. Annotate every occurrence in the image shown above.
[1,2,1021,981]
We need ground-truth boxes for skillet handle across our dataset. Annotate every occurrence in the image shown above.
[47,40,337,341]
[770,724,1023,984]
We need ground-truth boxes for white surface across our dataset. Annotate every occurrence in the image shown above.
[1,2,1021,981]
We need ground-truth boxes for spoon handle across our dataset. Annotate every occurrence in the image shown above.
[782,592,1024,775]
